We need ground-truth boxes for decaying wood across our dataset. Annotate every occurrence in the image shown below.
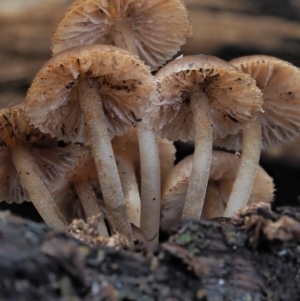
[0,204,299,300]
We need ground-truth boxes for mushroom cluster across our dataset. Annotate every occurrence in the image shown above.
[3,0,300,248]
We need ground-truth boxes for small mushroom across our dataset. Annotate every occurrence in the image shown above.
[160,151,274,231]
[215,55,300,217]
[0,103,72,229]
[25,45,154,243]
[147,54,262,220]
[52,0,192,69]
[64,146,109,237]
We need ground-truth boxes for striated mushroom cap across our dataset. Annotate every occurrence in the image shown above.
[160,150,274,231]
[147,54,263,141]
[0,104,77,204]
[25,45,154,143]
[52,0,192,69]
[215,55,300,150]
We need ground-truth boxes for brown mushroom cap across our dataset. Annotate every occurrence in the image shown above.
[147,54,263,141]
[160,151,274,231]
[0,104,75,226]
[215,55,300,150]
[52,0,192,69]
[26,44,154,143]
[0,104,75,177]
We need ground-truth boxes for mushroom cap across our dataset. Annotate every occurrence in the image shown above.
[0,104,80,218]
[0,103,33,140]
[52,0,192,69]
[31,138,78,193]
[25,44,154,143]
[160,150,274,231]
[147,54,263,141]
[215,55,300,150]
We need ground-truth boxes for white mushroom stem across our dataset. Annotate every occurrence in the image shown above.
[114,19,139,57]
[182,88,213,219]
[117,157,141,227]
[74,181,109,237]
[137,127,161,248]
[224,117,262,217]
[78,78,133,245]
[10,143,67,229]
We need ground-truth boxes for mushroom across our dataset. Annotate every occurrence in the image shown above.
[0,103,72,229]
[51,0,191,247]
[58,146,109,237]
[160,151,274,231]
[112,128,176,230]
[215,55,300,217]
[147,54,263,220]
[25,45,154,243]
[52,0,192,70]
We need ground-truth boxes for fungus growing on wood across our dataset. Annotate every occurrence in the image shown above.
[160,151,274,232]
[52,0,191,248]
[0,103,71,229]
[215,55,300,217]
[25,45,154,243]
[148,54,263,220]
[52,0,192,70]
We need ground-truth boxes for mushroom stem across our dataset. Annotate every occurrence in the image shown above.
[117,157,141,227]
[78,78,133,245]
[137,127,161,248]
[224,117,262,217]
[74,181,109,237]
[182,89,213,219]
[114,19,139,57]
[10,143,67,229]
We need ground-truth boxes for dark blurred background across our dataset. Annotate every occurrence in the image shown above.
[0,0,300,222]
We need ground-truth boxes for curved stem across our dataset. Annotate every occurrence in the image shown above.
[114,18,139,56]
[182,89,213,219]
[137,126,161,248]
[74,181,109,237]
[78,78,133,245]
[224,117,262,217]
[116,157,141,227]
[11,143,67,229]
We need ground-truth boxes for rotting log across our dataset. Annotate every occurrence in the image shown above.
[0,204,299,301]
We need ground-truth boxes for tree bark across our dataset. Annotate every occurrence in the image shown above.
[0,204,299,300]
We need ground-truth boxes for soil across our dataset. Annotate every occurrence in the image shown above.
[0,204,299,301]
